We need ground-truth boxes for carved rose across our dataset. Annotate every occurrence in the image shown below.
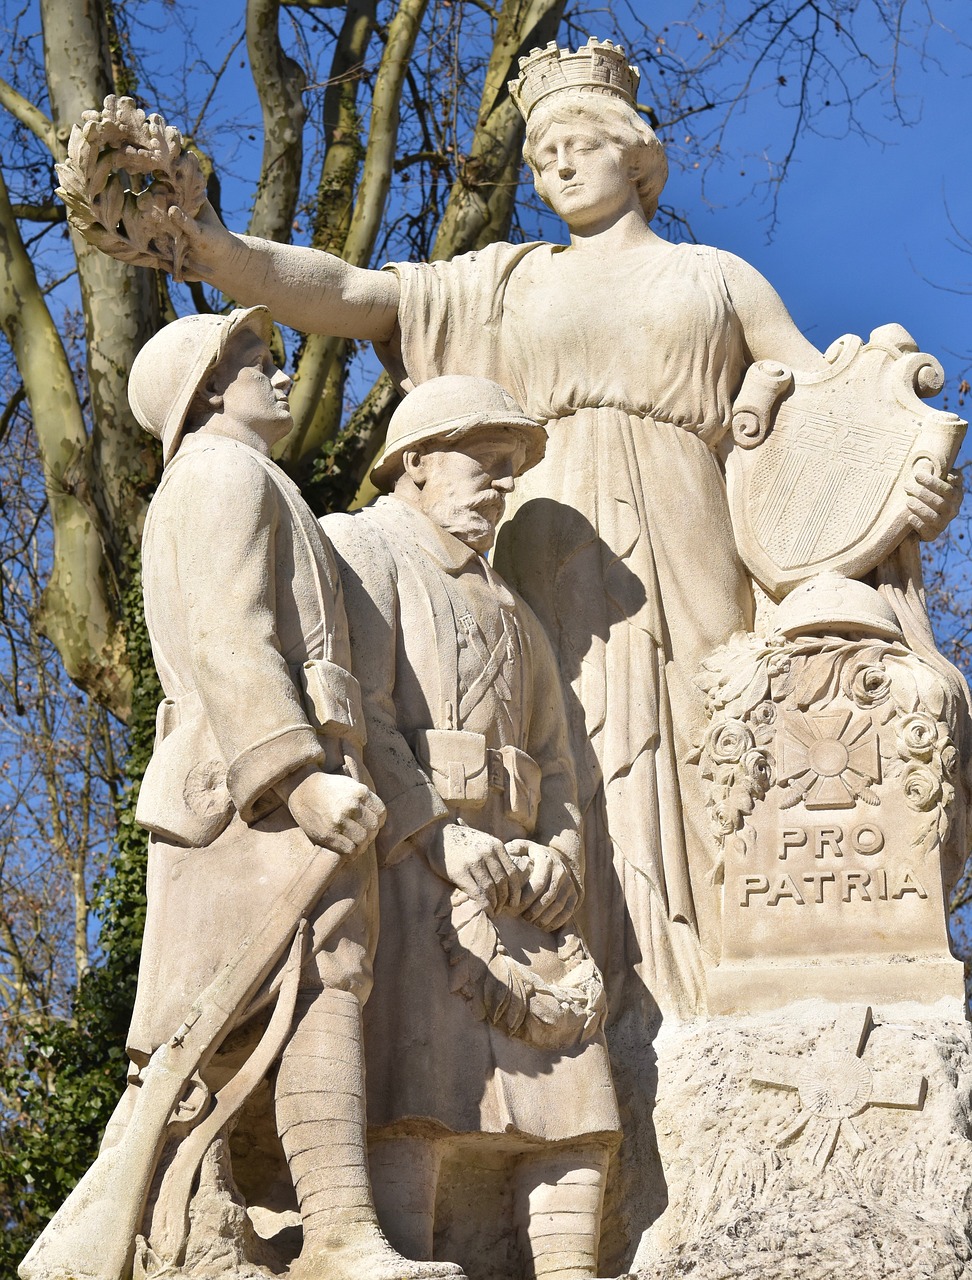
[742,748,773,795]
[842,661,891,708]
[941,742,958,777]
[897,713,938,763]
[706,719,754,765]
[750,700,777,727]
[901,763,942,813]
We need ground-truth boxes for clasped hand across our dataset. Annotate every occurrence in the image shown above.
[426,825,578,932]
[276,763,385,858]
[506,839,580,933]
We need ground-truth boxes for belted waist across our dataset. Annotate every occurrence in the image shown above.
[137,659,365,846]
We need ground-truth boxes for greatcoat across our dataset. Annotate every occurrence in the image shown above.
[324,496,620,1143]
[129,433,376,1063]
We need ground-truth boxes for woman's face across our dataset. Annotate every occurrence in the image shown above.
[530,116,642,230]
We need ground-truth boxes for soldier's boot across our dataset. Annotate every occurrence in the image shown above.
[514,1144,617,1280]
[275,987,466,1280]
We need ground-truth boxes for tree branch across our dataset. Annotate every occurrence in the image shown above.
[340,0,427,268]
[294,0,568,498]
[431,0,566,257]
[0,168,129,717]
[0,77,56,154]
[246,0,308,241]
[312,0,377,255]
[10,202,65,223]
[279,0,387,469]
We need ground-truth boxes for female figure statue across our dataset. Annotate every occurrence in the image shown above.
[165,38,954,1027]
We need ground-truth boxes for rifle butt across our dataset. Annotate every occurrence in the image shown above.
[18,1139,156,1280]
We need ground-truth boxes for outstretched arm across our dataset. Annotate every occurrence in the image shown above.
[169,201,401,343]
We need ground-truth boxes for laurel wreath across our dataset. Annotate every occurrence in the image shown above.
[436,890,607,1051]
[55,95,206,279]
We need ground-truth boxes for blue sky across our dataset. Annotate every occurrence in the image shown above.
[179,0,971,418]
[644,0,972,420]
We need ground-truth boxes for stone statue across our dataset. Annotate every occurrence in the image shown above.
[60,44,960,1033]
[322,375,621,1280]
[45,39,972,1280]
[20,307,464,1280]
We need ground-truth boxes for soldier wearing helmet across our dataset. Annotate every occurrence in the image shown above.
[104,308,465,1280]
[324,375,620,1280]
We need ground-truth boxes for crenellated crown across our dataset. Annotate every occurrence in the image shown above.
[509,37,641,122]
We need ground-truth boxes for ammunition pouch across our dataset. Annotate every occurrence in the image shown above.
[298,659,366,748]
[414,729,541,831]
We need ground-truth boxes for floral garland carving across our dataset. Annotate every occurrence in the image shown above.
[691,633,958,866]
[436,890,607,1051]
[55,95,205,278]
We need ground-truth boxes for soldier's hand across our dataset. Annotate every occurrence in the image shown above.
[426,823,523,913]
[906,466,963,542]
[277,765,385,857]
[506,840,579,933]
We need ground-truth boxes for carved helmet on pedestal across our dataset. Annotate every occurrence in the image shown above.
[775,571,904,641]
[128,305,274,464]
[370,374,547,492]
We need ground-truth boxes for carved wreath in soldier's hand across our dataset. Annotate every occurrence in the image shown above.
[55,95,206,280]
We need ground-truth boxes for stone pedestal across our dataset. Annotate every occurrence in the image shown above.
[651,605,972,1278]
[638,998,972,1280]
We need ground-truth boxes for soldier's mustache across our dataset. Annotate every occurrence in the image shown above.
[471,493,504,519]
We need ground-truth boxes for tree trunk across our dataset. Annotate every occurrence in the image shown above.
[0,170,129,714]
[40,0,161,578]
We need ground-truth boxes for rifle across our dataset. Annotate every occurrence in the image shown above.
[19,831,346,1280]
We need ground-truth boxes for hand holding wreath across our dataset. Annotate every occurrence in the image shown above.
[506,840,580,933]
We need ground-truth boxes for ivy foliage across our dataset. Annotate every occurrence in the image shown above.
[0,559,161,1277]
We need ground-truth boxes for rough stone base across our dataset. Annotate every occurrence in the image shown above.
[649,1191,971,1279]
[635,998,972,1279]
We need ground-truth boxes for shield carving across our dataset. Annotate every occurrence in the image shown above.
[725,324,966,598]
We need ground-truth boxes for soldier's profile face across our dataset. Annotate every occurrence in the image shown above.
[214,328,293,445]
[411,427,523,554]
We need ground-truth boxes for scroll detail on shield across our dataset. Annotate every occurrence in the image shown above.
[725,323,967,598]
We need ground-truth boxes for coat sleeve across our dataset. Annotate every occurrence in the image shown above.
[172,445,324,819]
[324,511,449,865]
[520,600,584,895]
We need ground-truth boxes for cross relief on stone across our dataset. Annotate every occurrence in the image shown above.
[751,1005,927,1169]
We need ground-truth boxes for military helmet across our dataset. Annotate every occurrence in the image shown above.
[128,306,273,464]
[775,571,904,642]
[371,375,546,492]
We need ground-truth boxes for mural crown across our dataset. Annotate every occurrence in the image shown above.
[509,37,641,121]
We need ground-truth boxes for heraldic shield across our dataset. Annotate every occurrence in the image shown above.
[725,323,967,598]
